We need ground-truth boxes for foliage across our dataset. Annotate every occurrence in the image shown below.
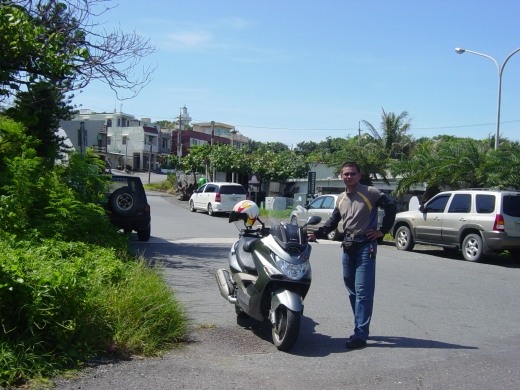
[102,261,187,356]
[0,145,124,246]
[0,239,187,386]
[362,109,414,159]
[1,0,156,101]
[4,81,75,166]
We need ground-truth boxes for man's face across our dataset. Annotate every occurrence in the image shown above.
[341,166,361,187]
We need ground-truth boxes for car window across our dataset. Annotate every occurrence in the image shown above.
[205,185,217,193]
[424,194,450,213]
[503,194,520,217]
[219,185,246,194]
[308,197,324,210]
[321,196,335,209]
[476,194,495,214]
[197,184,207,192]
[448,194,471,213]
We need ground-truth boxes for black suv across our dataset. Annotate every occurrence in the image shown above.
[105,175,151,241]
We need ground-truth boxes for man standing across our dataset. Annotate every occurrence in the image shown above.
[309,162,396,349]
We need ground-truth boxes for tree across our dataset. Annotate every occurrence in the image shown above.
[4,82,74,165]
[1,0,156,101]
[363,109,414,159]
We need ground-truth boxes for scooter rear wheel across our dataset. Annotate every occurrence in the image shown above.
[272,306,301,351]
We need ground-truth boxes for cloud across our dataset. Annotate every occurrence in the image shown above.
[164,31,214,50]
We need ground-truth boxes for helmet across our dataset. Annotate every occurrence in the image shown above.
[230,200,259,228]
[198,177,207,186]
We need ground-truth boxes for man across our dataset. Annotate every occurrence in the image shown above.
[309,162,396,349]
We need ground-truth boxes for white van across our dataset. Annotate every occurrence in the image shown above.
[189,182,247,216]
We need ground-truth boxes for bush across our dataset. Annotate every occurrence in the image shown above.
[0,239,187,386]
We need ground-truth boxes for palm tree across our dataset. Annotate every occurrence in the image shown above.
[363,109,414,159]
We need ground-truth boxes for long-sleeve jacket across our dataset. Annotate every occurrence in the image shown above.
[314,184,397,239]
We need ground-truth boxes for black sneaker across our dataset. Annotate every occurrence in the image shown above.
[345,337,367,349]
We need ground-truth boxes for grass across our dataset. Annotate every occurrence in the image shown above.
[0,241,187,387]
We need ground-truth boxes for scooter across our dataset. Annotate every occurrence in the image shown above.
[216,211,321,351]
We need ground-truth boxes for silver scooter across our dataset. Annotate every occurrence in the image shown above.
[216,211,321,351]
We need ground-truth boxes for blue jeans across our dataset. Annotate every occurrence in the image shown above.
[342,240,377,341]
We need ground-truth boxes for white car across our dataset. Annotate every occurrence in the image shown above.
[189,182,247,216]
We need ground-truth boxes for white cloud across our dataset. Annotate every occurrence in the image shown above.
[164,31,214,50]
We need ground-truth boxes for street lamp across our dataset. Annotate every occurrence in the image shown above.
[455,47,520,149]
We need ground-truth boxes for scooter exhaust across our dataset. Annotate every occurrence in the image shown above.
[216,269,237,303]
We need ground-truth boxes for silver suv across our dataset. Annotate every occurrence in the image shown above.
[392,189,520,262]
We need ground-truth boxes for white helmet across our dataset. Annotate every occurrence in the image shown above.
[230,200,259,228]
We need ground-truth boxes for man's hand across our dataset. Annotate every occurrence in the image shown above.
[366,229,383,241]
[308,233,318,242]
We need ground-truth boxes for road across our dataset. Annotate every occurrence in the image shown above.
[55,188,520,390]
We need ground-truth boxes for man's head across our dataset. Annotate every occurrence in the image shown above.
[341,161,361,189]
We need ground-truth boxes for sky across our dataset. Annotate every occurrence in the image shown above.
[75,0,520,147]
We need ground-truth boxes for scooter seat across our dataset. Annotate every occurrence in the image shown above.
[236,237,258,274]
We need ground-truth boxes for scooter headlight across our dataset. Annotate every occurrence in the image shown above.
[274,255,309,280]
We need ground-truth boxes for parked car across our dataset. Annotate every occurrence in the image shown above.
[290,195,342,240]
[290,194,386,241]
[105,175,151,241]
[392,189,520,262]
[189,182,247,216]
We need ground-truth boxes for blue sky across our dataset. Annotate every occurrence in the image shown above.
[76,0,520,147]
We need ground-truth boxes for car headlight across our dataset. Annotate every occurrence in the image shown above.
[274,255,309,280]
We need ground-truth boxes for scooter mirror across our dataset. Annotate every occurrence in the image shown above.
[304,215,322,227]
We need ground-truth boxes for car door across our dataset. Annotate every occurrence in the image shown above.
[415,193,451,242]
[201,184,217,209]
[193,184,207,209]
[442,193,471,244]
[317,195,336,226]
[300,196,327,225]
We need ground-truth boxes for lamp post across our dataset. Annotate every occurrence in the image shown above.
[455,47,520,149]
[122,134,129,171]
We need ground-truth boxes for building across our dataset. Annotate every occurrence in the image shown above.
[172,120,250,159]
[60,106,251,174]
[60,109,171,171]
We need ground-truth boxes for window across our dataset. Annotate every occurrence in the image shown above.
[220,185,246,195]
[321,196,335,209]
[476,194,495,214]
[424,194,450,213]
[503,194,520,217]
[448,194,471,213]
[308,197,325,210]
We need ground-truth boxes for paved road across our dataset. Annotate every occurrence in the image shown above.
[54,190,520,390]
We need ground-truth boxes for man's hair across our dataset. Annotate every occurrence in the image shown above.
[341,161,361,172]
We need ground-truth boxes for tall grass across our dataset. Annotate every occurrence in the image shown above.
[0,240,187,386]
[103,261,187,357]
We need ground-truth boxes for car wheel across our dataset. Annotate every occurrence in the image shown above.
[110,187,138,216]
[462,233,483,262]
[137,225,151,241]
[395,225,415,251]
[189,200,196,212]
[207,203,214,216]
[508,249,520,260]
[327,229,340,241]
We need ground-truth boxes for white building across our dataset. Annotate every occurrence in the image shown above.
[60,109,171,171]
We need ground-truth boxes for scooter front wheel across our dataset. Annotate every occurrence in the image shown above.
[272,306,301,351]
